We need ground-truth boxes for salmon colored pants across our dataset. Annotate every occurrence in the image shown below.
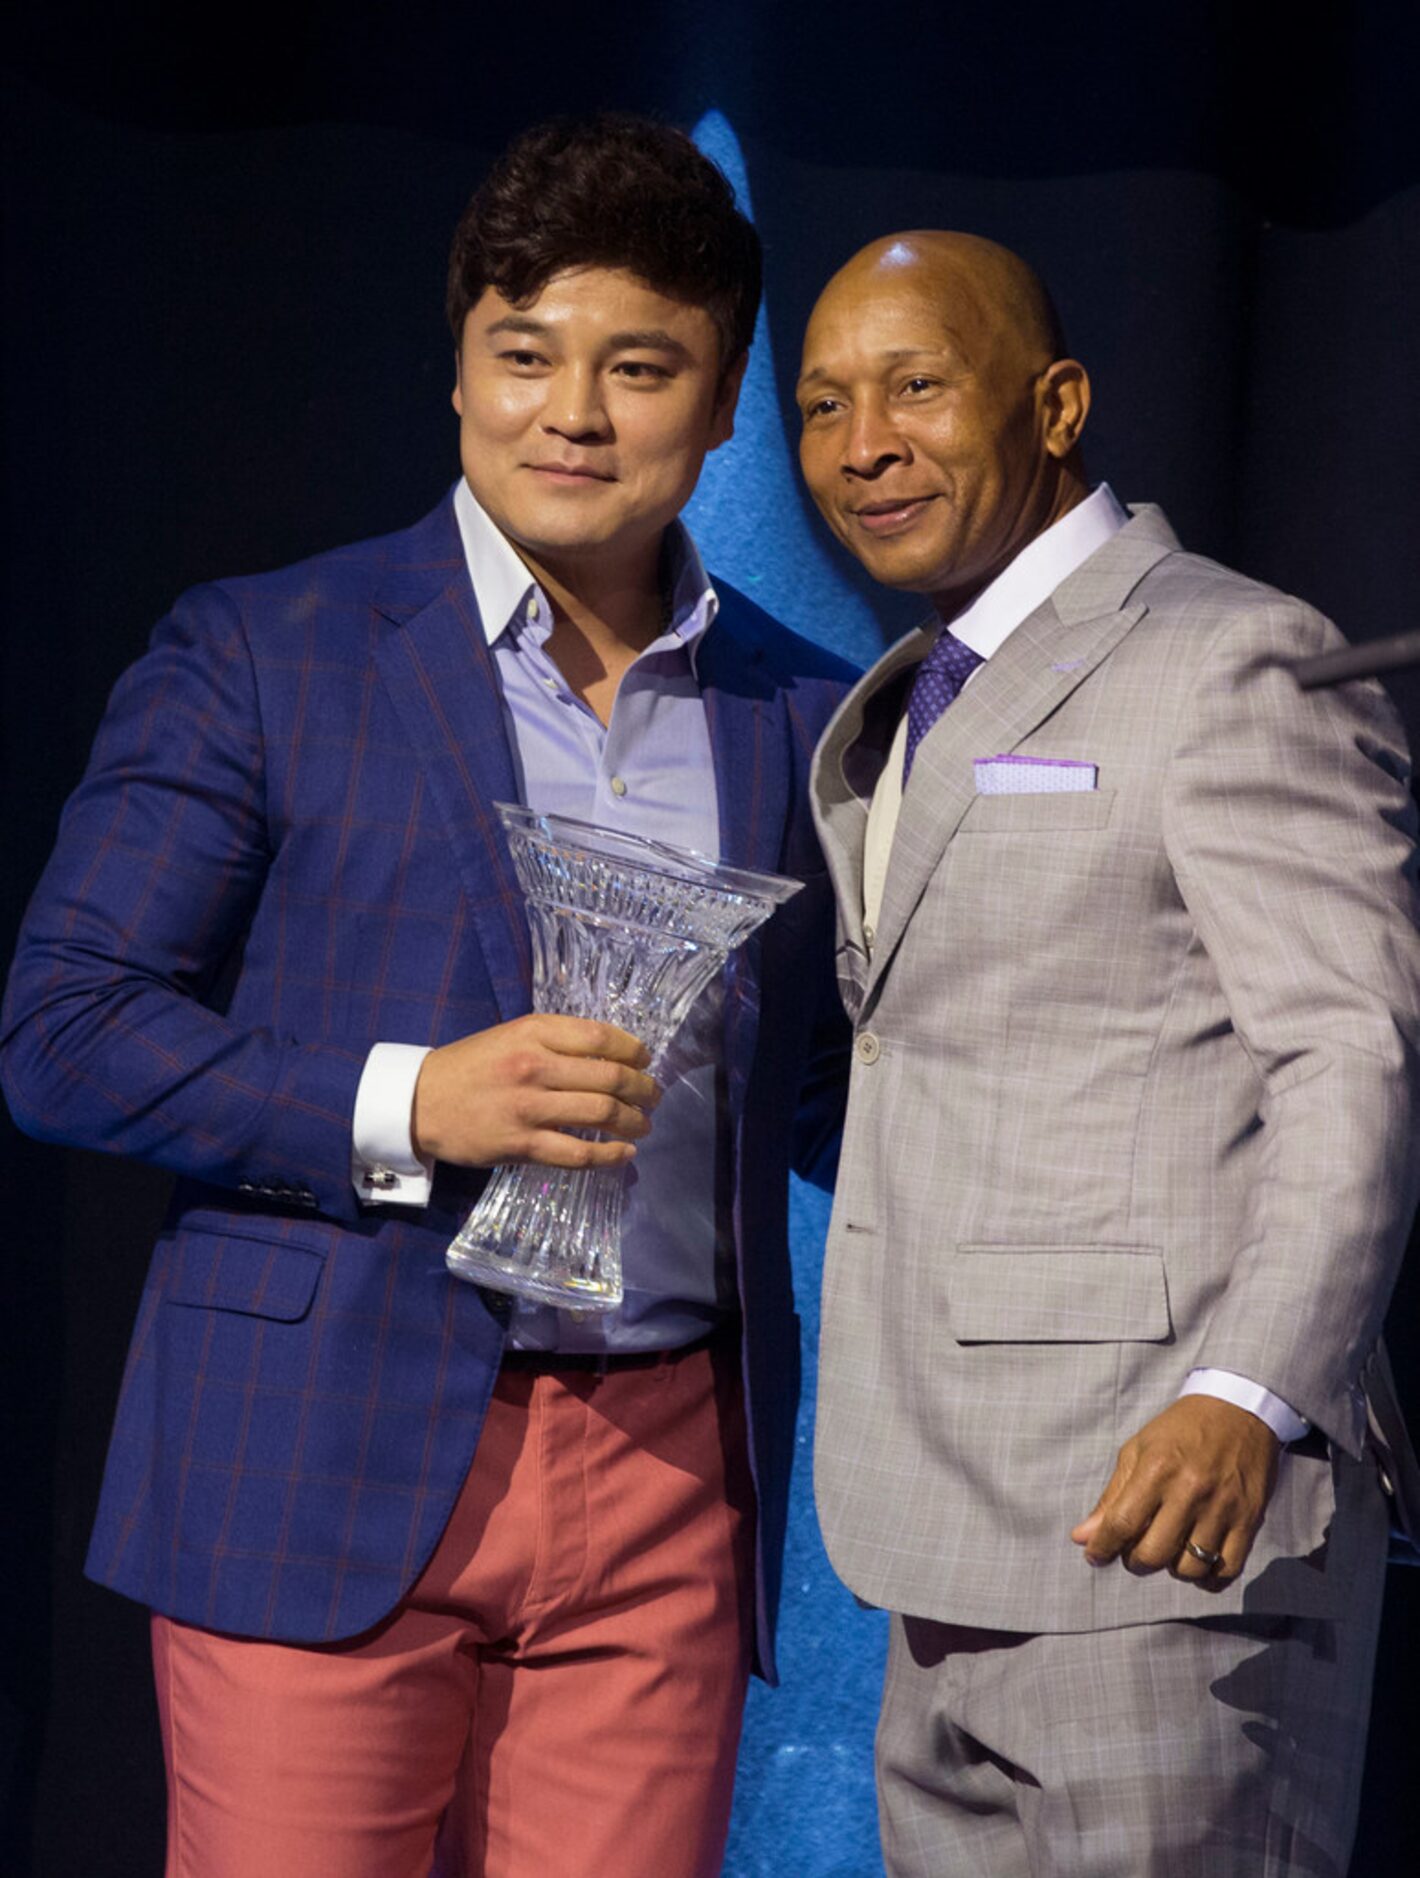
[151,1337,755,1877]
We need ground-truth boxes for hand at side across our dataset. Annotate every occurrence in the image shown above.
[1070,1395,1281,1583]
[412,1015,659,1171]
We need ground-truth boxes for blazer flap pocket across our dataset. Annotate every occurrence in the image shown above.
[163,1227,328,1321]
[958,788,1115,834]
[950,1245,1170,1343]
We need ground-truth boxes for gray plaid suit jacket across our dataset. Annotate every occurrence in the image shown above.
[810,505,1420,1633]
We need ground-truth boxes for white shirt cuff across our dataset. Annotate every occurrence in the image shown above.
[1180,1368,1310,1444]
[351,1042,435,1206]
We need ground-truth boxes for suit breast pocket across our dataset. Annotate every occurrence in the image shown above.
[956,787,1116,834]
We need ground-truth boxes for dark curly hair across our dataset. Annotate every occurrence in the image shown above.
[446,114,761,384]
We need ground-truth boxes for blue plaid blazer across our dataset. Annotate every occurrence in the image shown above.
[1,492,855,1678]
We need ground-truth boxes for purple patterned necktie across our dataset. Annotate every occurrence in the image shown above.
[903,630,984,782]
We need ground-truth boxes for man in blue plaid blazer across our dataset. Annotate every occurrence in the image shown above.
[2,117,854,1876]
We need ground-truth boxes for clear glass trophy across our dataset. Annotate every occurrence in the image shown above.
[445,803,802,1312]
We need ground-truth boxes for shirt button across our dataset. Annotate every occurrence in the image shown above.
[863,921,876,948]
[609,776,628,797]
[854,1031,882,1065]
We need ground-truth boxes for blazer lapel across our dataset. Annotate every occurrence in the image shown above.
[811,629,930,1018]
[698,603,794,1120]
[371,501,532,1021]
[866,597,1146,1001]
[699,607,789,875]
[862,505,1180,1005]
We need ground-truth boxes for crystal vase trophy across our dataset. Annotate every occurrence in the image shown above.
[446,803,802,1311]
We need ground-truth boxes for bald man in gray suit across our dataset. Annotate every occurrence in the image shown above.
[798,231,1420,1877]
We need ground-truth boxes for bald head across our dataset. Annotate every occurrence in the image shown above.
[797,230,1090,614]
[829,231,1065,367]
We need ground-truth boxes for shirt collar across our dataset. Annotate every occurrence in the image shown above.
[948,483,1129,661]
[452,477,719,666]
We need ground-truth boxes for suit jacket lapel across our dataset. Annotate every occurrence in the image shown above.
[860,506,1181,1007]
[698,602,793,1120]
[865,596,1146,999]
[371,499,532,1021]
[813,628,930,920]
[812,629,929,1018]
[699,605,788,875]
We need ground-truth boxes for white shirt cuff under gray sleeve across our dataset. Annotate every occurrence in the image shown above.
[350,1042,435,1206]
[1180,1368,1310,1444]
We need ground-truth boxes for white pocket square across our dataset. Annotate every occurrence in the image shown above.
[974,754,1098,795]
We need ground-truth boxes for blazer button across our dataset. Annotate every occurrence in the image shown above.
[854,1030,882,1065]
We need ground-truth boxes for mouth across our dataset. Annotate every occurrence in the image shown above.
[527,462,616,485]
[848,494,939,537]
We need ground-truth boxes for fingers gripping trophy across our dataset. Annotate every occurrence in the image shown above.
[446,804,801,1311]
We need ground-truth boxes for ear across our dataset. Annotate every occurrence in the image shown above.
[451,345,464,418]
[1039,358,1090,459]
[707,352,749,451]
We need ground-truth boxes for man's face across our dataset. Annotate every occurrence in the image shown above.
[796,249,1061,612]
[454,267,739,585]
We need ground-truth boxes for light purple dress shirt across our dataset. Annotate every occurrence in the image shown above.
[353,481,733,1353]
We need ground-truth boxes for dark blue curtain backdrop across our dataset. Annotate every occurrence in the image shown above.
[4,6,1420,1872]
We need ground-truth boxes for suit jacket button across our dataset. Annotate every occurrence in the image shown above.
[854,1030,882,1065]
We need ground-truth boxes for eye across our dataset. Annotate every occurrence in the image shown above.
[613,360,673,383]
[900,376,937,396]
[800,396,842,424]
[500,348,549,371]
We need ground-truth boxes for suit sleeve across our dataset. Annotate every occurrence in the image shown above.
[1162,596,1420,1454]
[1,584,368,1222]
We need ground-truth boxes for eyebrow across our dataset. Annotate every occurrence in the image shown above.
[796,345,955,392]
[607,328,694,359]
[482,315,553,341]
[482,315,693,361]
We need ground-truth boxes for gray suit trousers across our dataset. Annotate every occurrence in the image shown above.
[876,1462,1389,1878]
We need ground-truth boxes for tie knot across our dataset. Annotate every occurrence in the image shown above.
[902,631,984,782]
[922,629,984,689]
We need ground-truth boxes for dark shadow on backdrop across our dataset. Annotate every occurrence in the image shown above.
[4,5,1420,1872]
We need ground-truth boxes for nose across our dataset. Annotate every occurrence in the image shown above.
[542,364,611,442]
[840,397,907,480]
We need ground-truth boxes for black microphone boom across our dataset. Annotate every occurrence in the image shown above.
[1293,630,1420,689]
